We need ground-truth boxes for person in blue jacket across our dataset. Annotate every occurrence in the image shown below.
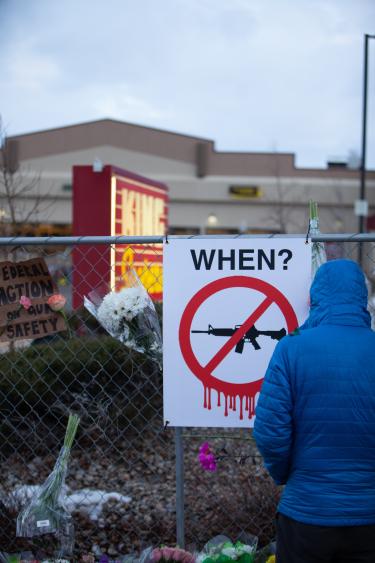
[253,259,375,563]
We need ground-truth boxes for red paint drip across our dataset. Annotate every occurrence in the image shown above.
[202,384,261,420]
[250,396,255,417]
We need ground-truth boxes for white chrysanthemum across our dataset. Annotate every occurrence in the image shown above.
[88,284,161,364]
[97,287,148,335]
[116,287,149,320]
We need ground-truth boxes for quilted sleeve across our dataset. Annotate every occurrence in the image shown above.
[253,340,294,485]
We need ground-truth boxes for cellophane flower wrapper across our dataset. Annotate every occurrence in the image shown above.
[309,200,327,279]
[116,546,153,563]
[253,541,276,563]
[16,414,80,556]
[84,268,162,367]
[151,546,196,563]
[0,555,22,563]
[197,535,257,563]
[16,449,72,538]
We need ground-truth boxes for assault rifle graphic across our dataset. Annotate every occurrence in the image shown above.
[192,324,286,353]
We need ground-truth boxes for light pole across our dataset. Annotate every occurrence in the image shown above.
[358,33,375,264]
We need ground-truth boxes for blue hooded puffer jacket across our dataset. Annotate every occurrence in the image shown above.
[253,259,375,526]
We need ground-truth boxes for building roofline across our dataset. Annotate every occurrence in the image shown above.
[6,118,375,177]
[8,117,215,144]
[8,118,297,160]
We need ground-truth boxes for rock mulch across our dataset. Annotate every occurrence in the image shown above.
[0,431,278,560]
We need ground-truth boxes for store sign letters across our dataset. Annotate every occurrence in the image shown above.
[120,190,166,236]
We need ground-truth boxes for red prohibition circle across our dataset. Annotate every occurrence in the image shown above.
[179,275,298,399]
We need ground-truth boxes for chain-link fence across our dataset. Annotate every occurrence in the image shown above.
[0,234,374,561]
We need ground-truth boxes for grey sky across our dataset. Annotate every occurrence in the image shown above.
[1,0,374,168]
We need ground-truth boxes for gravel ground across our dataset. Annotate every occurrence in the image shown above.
[0,431,279,560]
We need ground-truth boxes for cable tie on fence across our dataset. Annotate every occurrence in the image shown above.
[305,222,311,244]
[165,233,169,244]
[163,420,170,430]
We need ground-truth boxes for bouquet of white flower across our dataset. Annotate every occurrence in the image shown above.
[84,267,162,366]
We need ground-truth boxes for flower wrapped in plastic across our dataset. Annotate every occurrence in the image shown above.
[309,200,327,279]
[151,546,196,563]
[197,535,257,563]
[16,413,80,556]
[84,267,162,366]
[100,545,194,563]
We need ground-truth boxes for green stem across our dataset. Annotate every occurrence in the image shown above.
[64,413,80,448]
[61,310,73,338]
[309,200,319,221]
[309,199,314,221]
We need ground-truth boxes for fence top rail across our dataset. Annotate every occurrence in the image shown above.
[0,233,374,246]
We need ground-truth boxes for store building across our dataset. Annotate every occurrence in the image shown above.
[2,118,375,236]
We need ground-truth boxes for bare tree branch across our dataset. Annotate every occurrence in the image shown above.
[265,150,301,233]
[0,115,54,235]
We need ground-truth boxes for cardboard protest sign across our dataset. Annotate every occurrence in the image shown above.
[0,258,66,342]
[163,237,311,427]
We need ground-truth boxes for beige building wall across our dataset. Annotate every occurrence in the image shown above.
[3,119,375,235]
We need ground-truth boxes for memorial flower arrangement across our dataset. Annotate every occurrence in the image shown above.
[0,554,131,562]
[19,296,32,310]
[308,200,326,279]
[47,294,67,313]
[197,439,257,472]
[197,537,257,563]
[84,268,162,366]
[47,293,71,337]
[198,442,217,472]
[151,546,196,563]
[16,413,80,555]
[0,541,273,563]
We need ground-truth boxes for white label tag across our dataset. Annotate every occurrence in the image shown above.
[36,519,50,528]
[354,199,368,216]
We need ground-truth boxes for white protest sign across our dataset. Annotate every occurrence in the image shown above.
[163,237,311,428]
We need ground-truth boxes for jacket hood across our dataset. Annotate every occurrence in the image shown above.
[301,259,370,329]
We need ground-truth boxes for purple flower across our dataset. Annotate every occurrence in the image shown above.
[198,441,217,472]
[99,556,110,563]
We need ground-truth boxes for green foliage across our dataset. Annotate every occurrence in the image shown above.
[0,336,162,454]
